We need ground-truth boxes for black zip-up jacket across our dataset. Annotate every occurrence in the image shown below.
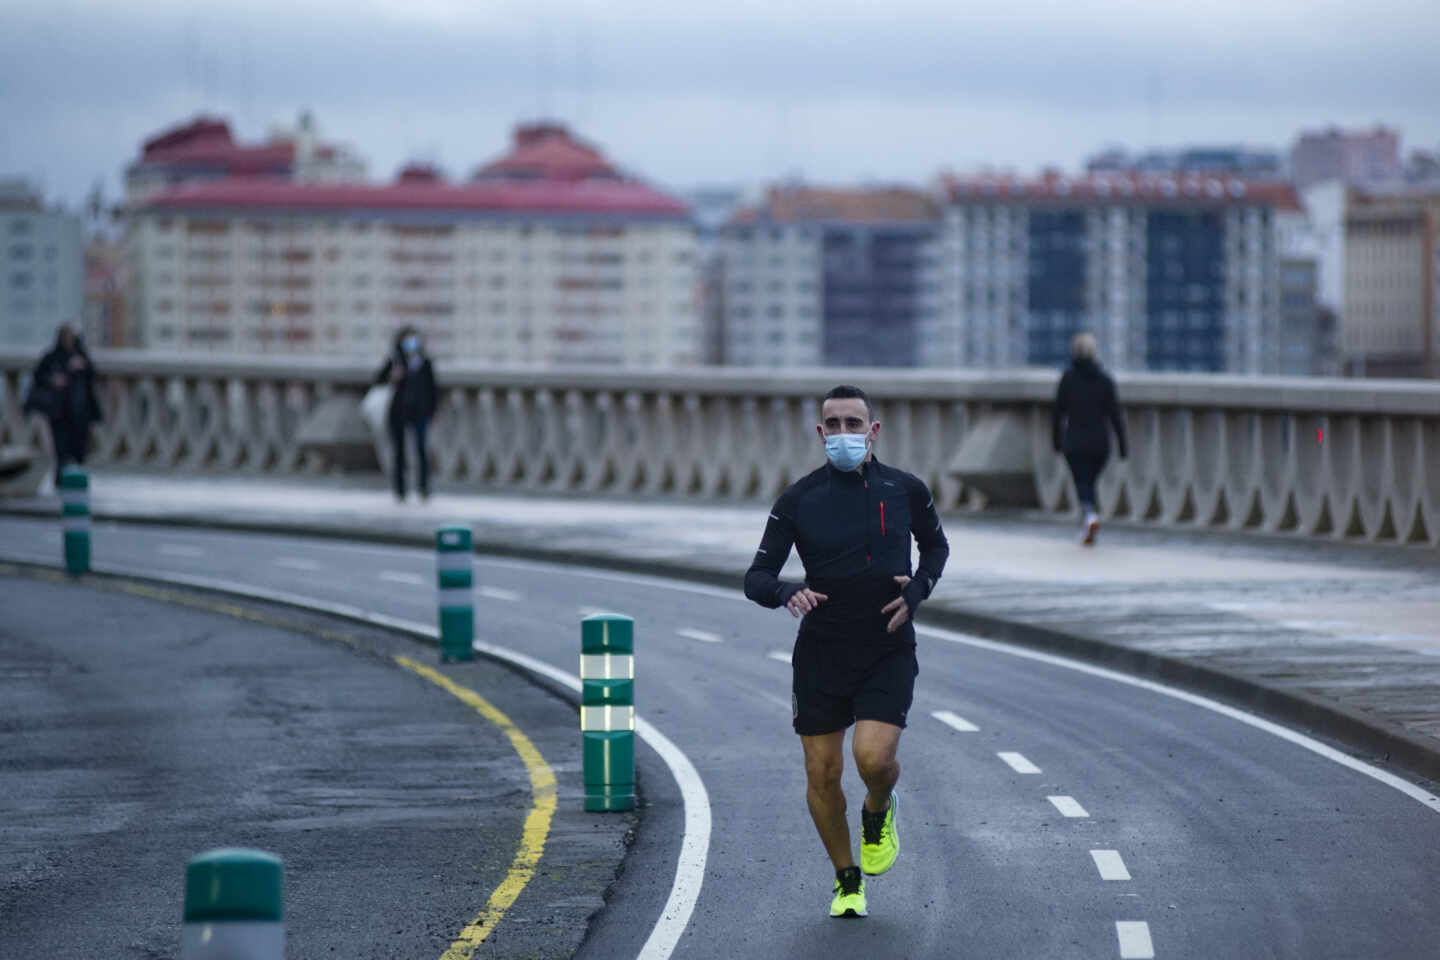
[744,457,949,645]
[1052,357,1128,459]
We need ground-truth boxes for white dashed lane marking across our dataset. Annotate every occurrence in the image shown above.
[478,586,520,602]
[1116,921,1155,958]
[1090,850,1132,881]
[767,651,792,664]
[931,710,979,732]
[997,751,1041,774]
[379,570,427,586]
[275,557,320,571]
[1048,795,1090,818]
[677,628,723,644]
[159,544,204,558]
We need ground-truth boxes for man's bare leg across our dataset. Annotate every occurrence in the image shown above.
[801,731,854,869]
[852,719,902,814]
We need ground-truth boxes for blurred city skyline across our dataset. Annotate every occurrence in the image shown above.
[4,0,1439,209]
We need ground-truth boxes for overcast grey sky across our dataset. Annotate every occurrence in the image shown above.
[4,0,1437,209]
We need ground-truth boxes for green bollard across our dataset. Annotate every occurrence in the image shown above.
[59,467,90,575]
[581,613,635,812]
[181,848,284,958]
[435,525,474,662]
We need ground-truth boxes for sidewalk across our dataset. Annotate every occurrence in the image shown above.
[7,471,1440,781]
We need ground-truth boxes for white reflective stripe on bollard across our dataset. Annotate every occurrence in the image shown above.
[435,552,471,572]
[437,587,473,609]
[63,516,92,532]
[581,704,636,732]
[181,921,284,959]
[580,654,635,679]
[60,493,89,510]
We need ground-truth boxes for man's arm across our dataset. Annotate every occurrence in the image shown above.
[743,492,803,609]
[900,478,949,615]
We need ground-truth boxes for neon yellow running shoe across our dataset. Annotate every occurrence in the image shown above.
[829,866,867,918]
[860,791,899,876]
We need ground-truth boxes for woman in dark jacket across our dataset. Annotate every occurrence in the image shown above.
[1052,332,1127,546]
[374,326,438,501]
[25,324,102,486]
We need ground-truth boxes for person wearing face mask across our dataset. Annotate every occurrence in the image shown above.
[744,384,949,920]
[374,326,438,501]
[25,324,103,487]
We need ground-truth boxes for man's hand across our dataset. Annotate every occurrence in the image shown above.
[881,575,912,633]
[389,364,403,384]
[51,373,67,388]
[786,587,829,618]
[67,355,86,372]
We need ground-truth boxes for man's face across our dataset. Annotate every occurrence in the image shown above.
[819,397,875,440]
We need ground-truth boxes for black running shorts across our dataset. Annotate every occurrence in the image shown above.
[790,627,918,736]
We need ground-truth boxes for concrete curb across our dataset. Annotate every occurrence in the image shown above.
[5,501,1438,787]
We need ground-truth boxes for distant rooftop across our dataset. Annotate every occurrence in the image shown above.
[940,171,1300,210]
[472,123,623,183]
[139,121,689,219]
[727,185,940,226]
[131,116,296,177]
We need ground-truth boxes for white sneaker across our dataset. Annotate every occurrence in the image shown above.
[1081,513,1099,546]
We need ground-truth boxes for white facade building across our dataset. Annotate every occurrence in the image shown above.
[938,173,1293,374]
[0,181,84,351]
[126,125,701,367]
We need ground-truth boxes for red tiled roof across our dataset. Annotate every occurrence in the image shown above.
[729,186,940,226]
[939,171,1300,210]
[474,122,622,183]
[135,116,295,175]
[140,176,689,217]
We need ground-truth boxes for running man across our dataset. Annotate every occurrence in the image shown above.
[744,384,949,918]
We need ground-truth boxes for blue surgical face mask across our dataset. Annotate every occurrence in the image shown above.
[401,335,421,354]
[824,432,870,471]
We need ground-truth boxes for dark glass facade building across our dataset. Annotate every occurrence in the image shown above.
[1026,210,1088,366]
[822,226,934,367]
[1144,211,1225,371]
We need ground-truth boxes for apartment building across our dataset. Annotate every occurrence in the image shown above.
[1342,188,1439,378]
[126,124,701,366]
[1292,127,1404,191]
[0,180,84,350]
[938,173,1296,373]
[719,187,942,367]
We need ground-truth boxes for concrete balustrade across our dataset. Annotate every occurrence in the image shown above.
[2,349,1436,546]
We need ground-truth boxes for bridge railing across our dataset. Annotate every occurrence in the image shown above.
[2,349,1437,546]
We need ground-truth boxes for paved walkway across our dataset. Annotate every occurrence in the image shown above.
[8,471,1440,779]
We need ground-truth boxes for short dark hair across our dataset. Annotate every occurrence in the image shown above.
[823,384,871,420]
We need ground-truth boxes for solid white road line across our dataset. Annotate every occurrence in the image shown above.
[918,624,1440,815]
[677,628,724,644]
[1048,795,1091,818]
[1115,921,1155,958]
[931,710,979,733]
[478,585,521,602]
[159,544,204,558]
[1091,850,1132,881]
[998,751,1041,774]
[379,570,426,586]
[275,557,320,571]
[58,559,711,960]
[767,650,792,664]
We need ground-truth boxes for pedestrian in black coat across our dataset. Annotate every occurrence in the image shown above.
[1052,332,1127,545]
[374,326,438,501]
[24,324,103,486]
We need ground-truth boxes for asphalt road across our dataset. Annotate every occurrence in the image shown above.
[3,515,1439,960]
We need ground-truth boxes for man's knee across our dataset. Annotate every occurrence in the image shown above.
[803,748,844,792]
[853,743,898,784]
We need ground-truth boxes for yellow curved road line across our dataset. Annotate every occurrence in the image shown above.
[394,655,559,960]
